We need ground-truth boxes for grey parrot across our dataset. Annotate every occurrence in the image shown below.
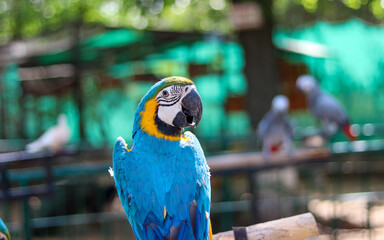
[296,75,357,141]
[257,95,294,158]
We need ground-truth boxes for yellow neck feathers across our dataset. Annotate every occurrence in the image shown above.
[139,98,182,141]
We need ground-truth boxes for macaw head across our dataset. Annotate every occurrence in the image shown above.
[0,218,10,240]
[133,76,203,141]
[296,74,318,95]
[272,95,289,113]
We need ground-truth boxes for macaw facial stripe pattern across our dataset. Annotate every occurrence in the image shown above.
[156,85,189,107]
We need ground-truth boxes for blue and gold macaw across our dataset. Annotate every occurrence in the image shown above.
[112,76,212,240]
[0,218,10,240]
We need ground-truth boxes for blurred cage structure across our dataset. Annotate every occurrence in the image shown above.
[0,28,249,151]
[1,19,384,239]
[0,26,251,239]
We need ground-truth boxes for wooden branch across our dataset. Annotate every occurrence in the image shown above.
[207,148,330,173]
[212,213,318,240]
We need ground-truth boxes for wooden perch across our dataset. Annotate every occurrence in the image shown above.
[212,213,318,240]
[208,148,330,173]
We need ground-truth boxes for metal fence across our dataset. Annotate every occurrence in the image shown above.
[2,139,384,239]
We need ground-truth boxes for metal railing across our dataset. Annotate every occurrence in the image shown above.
[1,140,384,239]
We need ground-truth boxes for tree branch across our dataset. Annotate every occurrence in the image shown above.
[213,213,318,240]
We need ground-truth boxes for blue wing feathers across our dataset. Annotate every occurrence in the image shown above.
[146,226,157,240]
[176,222,186,240]
[113,131,211,240]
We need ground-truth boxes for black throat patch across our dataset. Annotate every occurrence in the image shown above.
[155,110,182,137]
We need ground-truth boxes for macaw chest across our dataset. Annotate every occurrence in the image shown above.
[129,151,198,207]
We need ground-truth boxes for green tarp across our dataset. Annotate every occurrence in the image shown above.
[274,19,384,124]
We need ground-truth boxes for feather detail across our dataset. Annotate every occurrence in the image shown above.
[208,220,213,240]
[343,124,358,141]
[270,142,282,153]
[140,99,181,141]
[108,167,114,177]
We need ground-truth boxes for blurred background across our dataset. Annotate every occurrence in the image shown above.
[1,0,384,239]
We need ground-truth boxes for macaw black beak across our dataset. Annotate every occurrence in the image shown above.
[173,88,203,128]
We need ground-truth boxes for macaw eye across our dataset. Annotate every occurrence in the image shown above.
[162,90,169,97]
[185,87,189,92]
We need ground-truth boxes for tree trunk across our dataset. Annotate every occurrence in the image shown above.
[235,0,280,129]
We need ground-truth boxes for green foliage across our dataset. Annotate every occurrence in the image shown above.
[2,0,384,43]
[273,0,384,27]
[0,0,231,44]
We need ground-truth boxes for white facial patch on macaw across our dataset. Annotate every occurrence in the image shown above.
[156,85,195,127]
[158,102,182,126]
[296,75,317,94]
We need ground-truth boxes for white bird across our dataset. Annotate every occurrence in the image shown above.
[26,114,71,153]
